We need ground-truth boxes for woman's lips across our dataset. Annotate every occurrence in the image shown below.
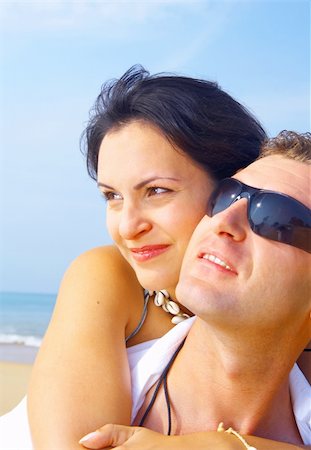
[130,245,170,262]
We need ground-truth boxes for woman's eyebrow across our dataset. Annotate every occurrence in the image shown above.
[97,182,113,189]
[97,177,179,190]
[134,177,179,190]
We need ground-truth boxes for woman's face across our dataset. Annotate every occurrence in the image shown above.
[97,121,215,296]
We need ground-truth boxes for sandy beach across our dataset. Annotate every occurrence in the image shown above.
[0,344,38,416]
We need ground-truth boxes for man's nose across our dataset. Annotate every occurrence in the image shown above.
[210,198,249,242]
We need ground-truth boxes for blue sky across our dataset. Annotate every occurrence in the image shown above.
[0,0,309,294]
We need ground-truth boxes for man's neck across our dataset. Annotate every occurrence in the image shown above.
[166,318,303,443]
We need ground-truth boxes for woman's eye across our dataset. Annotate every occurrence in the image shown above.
[101,191,123,201]
[147,187,171,196]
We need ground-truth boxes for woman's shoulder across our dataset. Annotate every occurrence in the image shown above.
[59,246,174,343]
[67,245,137,283]
[70,245,129,268]
[59,245,144,315]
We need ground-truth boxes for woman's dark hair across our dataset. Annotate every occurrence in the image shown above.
[81,65,267,180]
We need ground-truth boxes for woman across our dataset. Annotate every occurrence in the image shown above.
[7,66,304,450]
[24,65,265,449]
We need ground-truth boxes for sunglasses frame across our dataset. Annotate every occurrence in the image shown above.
[207,178,311,254]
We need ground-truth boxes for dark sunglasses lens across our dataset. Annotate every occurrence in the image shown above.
[208,179,241,216]
[250,193,311,252]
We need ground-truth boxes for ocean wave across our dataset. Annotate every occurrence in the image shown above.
[0,333,42,347]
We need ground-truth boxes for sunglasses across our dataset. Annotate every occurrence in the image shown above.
[207,178,311,254]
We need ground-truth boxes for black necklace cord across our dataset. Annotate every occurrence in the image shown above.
[138,338,186,435]
[163,371,172,435]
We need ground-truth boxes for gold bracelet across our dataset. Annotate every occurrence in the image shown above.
[217,422,257,450]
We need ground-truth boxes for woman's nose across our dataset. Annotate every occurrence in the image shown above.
[118,203,152,240]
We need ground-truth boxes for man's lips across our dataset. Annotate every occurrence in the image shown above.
[199,252,237,274]
[130,245,170,261]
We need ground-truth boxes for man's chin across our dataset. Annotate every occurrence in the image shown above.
[176,276,200,311]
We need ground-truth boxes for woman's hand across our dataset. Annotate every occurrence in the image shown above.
[79,424,310,450]
[79,425,172,449]
[79,424,243,450]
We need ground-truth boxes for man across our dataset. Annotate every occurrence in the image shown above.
[80,131,311,449]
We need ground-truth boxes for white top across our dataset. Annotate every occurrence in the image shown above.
[289,362,311,443]
[0,317,310,449]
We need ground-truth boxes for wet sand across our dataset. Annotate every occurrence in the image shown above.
[0,344,38,415]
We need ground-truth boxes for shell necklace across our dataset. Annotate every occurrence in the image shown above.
[148,289,190,324]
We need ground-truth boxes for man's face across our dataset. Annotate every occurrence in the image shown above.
[176,155,311,340]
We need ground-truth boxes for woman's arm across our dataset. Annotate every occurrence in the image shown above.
[28,246,145,450]
[79,424,311,450]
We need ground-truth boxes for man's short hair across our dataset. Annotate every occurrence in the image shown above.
[259,130,311,163]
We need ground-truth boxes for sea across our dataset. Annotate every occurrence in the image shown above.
[0,291,56,363]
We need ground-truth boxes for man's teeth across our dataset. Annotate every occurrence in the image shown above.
[202,254,232,271]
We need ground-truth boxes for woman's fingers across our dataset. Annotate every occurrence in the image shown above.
[79,424,139,449]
